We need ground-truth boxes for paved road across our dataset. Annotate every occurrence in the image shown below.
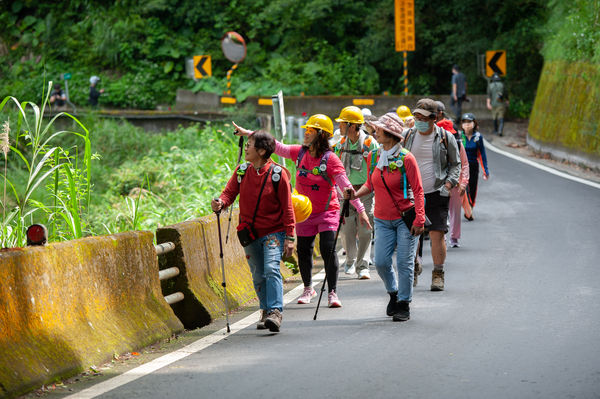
[71,148,600,399]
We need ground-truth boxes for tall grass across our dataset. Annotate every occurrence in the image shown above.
[1,89,253,245]
[0,82,92,247]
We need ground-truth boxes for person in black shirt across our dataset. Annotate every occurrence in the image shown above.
[89,76,104,107]
[50,84,67,109]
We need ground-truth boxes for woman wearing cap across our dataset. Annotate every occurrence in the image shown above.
[346,112,425,322]
[233,116,370,308]
[460,113,489,220]
[212,130,295,332]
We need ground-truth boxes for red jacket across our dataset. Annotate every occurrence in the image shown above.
[364,150,425,226]
[220,159,295,238]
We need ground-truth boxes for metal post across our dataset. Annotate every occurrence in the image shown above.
[403,51,408,96]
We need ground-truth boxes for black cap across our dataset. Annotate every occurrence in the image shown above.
[461,113,476,121]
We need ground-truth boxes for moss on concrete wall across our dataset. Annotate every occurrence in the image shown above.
[0,231,183,398]
[529,60,600,161]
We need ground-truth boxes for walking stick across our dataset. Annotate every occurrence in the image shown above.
[314,198,350,321]
[225,135,245,243]
[215,206,231,333]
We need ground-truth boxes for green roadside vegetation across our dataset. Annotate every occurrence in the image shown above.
[528,0,600,159]
[1,0,548,117]
[0,91,262,247]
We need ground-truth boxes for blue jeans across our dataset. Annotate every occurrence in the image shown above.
[374,217,419,302]
[243,231,285,312]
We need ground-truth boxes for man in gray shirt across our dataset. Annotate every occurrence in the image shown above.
[450,65,467,123]
[403,98,461,291]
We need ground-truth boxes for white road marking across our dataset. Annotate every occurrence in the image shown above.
[485,139,600,190]
[64,271,326,399]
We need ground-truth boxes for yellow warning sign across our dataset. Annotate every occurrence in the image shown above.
[485,50,506,77]
[394,0,415,52]
[193,55,211,78]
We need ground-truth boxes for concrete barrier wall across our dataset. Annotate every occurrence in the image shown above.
[156,210,294,329]
[174,90,491,120]
[529,60,600,167]
[0,231,183,399]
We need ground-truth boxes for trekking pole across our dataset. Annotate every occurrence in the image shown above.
[215,204,231,333]
[225,135,245,243]
[314,198,350,321]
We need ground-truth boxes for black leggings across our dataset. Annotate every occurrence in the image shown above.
[297,231,339,292]
[467,161,479,207]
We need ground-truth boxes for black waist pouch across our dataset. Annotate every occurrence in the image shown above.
[402,207,416,228]
[237,222,258,247]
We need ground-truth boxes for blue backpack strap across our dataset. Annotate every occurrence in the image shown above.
[368,149,379,178]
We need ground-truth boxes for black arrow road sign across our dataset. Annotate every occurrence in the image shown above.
[488,52,503,74]
[195,56,210,77]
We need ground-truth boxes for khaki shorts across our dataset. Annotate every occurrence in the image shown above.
[492,105,506,119]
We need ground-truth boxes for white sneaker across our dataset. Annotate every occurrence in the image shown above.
[358,269,371,280]
[297,286,317,304]
[344,264,356,275]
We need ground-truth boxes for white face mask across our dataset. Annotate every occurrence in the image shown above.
[462,122,474,131]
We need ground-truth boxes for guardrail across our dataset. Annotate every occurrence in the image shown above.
[154,242,184,305]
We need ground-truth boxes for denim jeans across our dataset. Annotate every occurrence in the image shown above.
[374,217,419,302]
[243,231,285,312]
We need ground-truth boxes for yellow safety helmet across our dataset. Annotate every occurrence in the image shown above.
[291,189,312,223]
[396,105,413,120]
[301,114,334,138]
[335,106,364,124]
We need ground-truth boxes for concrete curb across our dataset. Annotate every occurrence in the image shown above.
[0,231,183,398]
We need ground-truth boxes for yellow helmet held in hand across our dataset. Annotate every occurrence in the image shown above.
[291,189,312,223]
[396,105,413,120]
[335,106,364,124]
[301,114,334,137]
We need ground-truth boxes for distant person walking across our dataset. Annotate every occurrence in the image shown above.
[233,116,371,309]
[403,99,461,291]
[211,131,295,332]
[487,73,509,136]
[460,113,489,220]
[346,112,425,321]
[89,76,104,107]
[450,65,468,123]
[334,106,378,280]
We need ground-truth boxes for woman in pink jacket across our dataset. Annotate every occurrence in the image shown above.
[233,115,370,308]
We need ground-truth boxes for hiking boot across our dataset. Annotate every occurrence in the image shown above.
[386,292,399,316]
[392,301,410,322]
[264,309,282,332]
[328,291,342,308]
[431,269,445,291]
[256,309,267,330]
[413,256,422,287]
[297,286,317,304]
[357,269,371,280]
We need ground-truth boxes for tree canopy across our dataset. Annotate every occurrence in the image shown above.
[1,0,552,112]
